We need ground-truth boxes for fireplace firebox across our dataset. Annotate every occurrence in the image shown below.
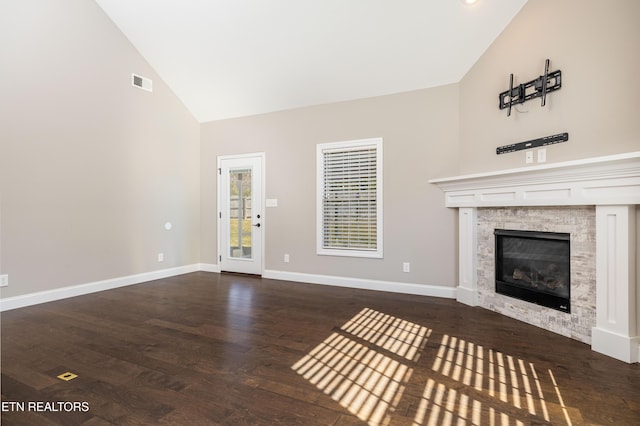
[494,229,570,313]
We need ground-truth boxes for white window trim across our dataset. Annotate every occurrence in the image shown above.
[316,138,383,258]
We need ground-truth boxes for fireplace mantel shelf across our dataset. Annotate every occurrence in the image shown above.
[429,151,640,207]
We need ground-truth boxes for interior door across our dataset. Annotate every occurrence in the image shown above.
[218,154,263,275]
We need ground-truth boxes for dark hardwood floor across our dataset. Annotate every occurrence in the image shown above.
[1,272,639,425]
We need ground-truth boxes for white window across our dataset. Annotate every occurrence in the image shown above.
[317,138,383,258]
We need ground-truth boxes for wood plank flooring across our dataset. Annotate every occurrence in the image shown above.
[1,272,639,425]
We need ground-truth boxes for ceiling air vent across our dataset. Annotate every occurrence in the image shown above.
[131,73,152,92]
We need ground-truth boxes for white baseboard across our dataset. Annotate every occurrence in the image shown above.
[456,286,479,306]
[0,264,455,312]
[591,327,640,364]
[0,264,201,312]
[263,269,457,299]
[198,263,221,273]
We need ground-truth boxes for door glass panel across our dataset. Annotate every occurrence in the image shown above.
[229,168,252,259]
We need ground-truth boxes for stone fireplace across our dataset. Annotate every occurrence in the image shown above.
[430,152,640,363]
[478,206,594,343]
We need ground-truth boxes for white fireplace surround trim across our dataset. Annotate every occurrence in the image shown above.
[430,151,640,208]
[430,152,640,364]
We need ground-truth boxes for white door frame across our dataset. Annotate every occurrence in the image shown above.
[217,152,265,275]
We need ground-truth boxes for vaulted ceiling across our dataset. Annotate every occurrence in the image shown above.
[95,0,528,122]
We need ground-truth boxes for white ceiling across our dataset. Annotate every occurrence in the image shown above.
[95,0,527,122]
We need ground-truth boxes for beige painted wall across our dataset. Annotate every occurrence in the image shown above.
[5,0,637,302]
[201,86,460,287]
[459,0,640,174]
[0,0,201,298]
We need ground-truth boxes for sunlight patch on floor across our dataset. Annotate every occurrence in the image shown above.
[340,307,431,361]
[412,333,572,425]
[292,310,573,426]
[549,369,573,426]
[292,308,431,425]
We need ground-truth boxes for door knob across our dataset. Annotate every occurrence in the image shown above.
[252,223,261,228]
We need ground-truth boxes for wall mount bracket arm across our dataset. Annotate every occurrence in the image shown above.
[499,59,561,116]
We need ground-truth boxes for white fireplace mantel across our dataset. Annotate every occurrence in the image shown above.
[430,152,640,363]
[430,151,640,208]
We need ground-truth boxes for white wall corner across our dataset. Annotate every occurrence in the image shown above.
[457,207,478,306]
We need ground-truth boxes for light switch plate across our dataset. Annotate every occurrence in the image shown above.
[538,148,547,163]
[526,150,534,164]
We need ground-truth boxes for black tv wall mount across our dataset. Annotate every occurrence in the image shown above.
[499,59,562,116]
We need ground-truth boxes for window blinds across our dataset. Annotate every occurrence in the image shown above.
[321,146,378,251]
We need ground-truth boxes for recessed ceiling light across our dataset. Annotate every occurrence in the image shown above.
[462,0,479,5]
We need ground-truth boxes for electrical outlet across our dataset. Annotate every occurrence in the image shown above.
[538,148,547,163]
[525,150,534,164]
[284,254,290,263]
[0,274,8,287]
[158,253,164,262]
[403,262,410,273]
